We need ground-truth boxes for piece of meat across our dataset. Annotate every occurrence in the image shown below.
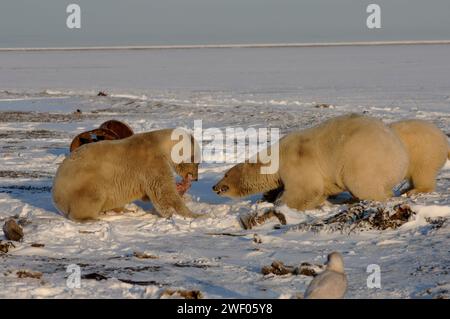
[176,175,193,196]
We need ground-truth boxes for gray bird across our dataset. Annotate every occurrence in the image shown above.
[304,252,348,299]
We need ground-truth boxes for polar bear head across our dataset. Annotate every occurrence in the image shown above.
[213,163,280,198]
[170,129,201,181]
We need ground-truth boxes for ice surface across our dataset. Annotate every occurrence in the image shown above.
[0,45,449,298]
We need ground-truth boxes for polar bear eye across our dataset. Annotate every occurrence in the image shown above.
[225,174,228,178]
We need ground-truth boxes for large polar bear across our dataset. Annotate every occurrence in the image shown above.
[390,119,450,195]
[213,114,409,211]
[53,129,201,221]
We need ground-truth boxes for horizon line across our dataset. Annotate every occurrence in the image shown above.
[1,40,450,52]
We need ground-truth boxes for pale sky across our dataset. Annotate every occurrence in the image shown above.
[1,0,449,47]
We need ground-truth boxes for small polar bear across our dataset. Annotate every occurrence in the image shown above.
[53,128,202,221]
[304,252,348,299]
[213,114,409,211]
[389,119,450,196]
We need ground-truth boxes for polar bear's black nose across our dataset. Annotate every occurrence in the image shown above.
[212,185,219,191]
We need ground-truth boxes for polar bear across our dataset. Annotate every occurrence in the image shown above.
[213,114,409,211]
[53,128,201,221]
[389,119,450,195]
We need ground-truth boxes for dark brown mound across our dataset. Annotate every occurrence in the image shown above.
[99,120,134,139]
[69,128,119,152]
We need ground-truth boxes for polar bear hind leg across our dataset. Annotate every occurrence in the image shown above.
[347,182,392,202]
[407,169,437,195]
[67,188,104,221]
[342,162,395,202]
[278,167,326,211]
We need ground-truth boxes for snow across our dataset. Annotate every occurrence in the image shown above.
[402,205,450,229]
[1,44,450,299]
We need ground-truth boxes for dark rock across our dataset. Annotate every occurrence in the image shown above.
[16,270,42,279]
[0,241,15,253]
[3,219,24,241]
[81,273,108,281]
[160,289,203,299]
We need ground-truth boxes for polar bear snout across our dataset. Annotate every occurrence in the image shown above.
[212,183,229,195]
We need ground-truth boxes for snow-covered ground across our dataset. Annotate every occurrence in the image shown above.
[0,45,449,298]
